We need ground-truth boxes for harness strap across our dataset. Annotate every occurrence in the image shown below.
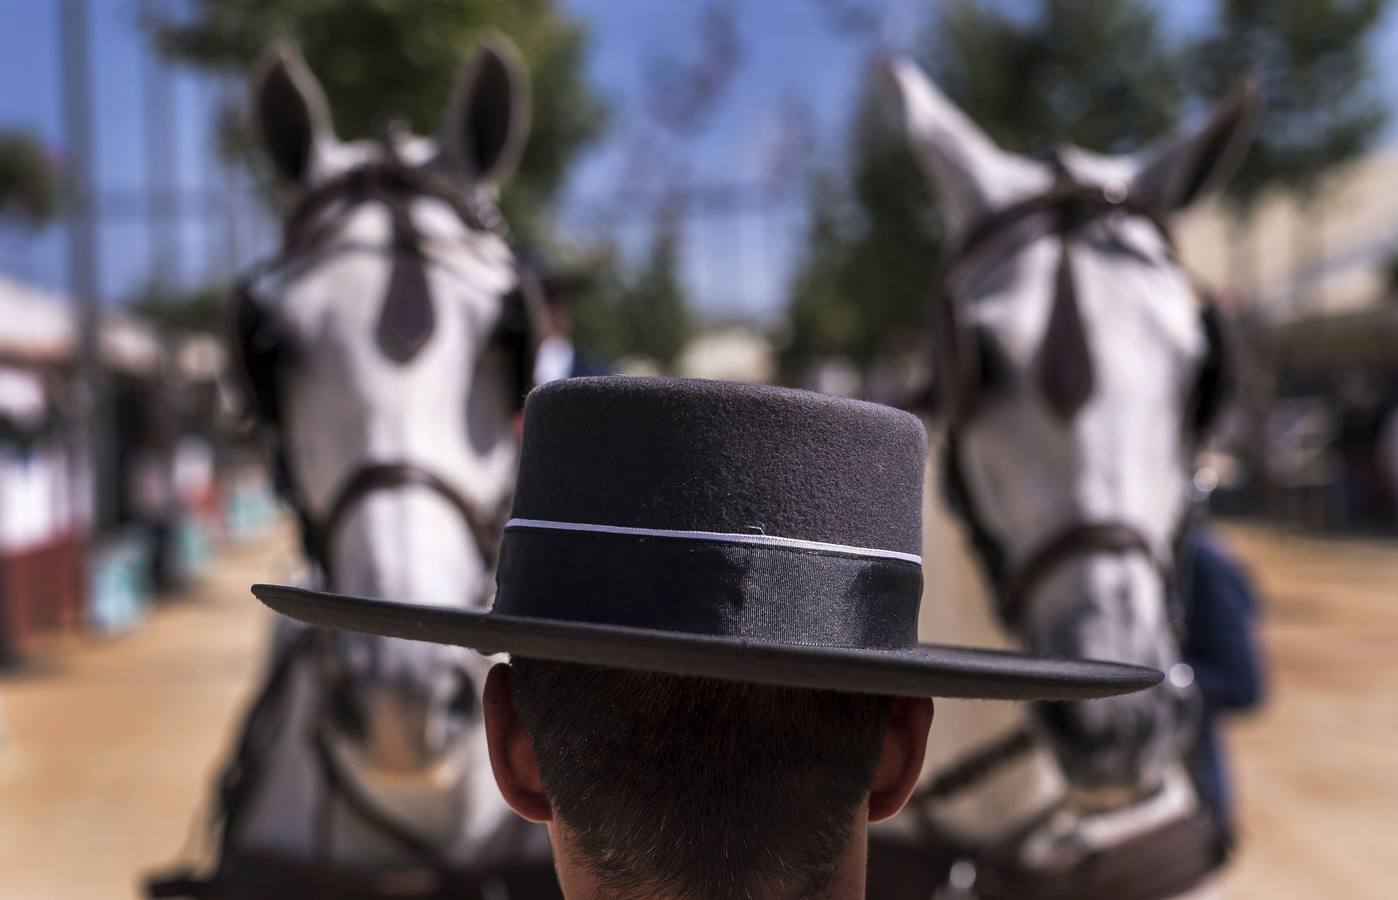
[951,183,1175,277]
[143,629,320,898]
[283,161,502,254]
[309,725,468,889]
[910,727,1036,809]
[969,808,1227,900]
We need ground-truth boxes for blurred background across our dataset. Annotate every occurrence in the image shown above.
[0,1,1395,897]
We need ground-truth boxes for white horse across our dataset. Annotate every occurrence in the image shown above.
[870,58,1258,900]
[150,37,555,899]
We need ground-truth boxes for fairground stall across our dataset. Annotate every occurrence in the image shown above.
[0,275,236,657]
[0,276,87,660]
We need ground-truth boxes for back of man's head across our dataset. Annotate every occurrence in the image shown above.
[509,658,893,899]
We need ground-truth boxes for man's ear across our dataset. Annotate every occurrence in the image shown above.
[868,696,935,822]
[482,662,553,823]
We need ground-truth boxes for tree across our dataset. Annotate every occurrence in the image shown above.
[623,217,693,367]
[572,214,695,370]
[933,0,1183,155]
[1188,0,1390,210]
[784,171,859,369]
[783,0,1180,376]
[782,81,942,376]
[127,283,226,336]
[0,131,58,228]
[147,0,607,241]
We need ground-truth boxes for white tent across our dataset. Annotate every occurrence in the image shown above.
[0,275,162,374]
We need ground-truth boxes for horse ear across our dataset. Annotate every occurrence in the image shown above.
[441,33,532,188]
[250,43,336,185]
[1132,78,1260,214]
[882,56,1022,231]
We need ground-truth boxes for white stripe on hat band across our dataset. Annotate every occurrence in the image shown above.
[504,518,922,566]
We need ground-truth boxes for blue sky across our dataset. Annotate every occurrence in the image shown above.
[3,0,1398,321]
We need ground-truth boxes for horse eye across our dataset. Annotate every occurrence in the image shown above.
[972,327,1009,390]
[328,679,368,741]
[448,678,479,719]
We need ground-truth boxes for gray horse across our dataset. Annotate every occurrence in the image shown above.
[151,36,555,899]
[875,57,1257,900]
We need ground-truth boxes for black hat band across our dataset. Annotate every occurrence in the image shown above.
[495,520,924,651]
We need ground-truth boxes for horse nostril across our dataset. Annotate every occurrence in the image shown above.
[1038,701,1092,751]
[329,680,368,742]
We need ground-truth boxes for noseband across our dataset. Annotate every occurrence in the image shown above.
[311,463,512,589]
[938,159,1200,632]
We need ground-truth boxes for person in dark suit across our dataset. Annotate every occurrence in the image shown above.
[1180,525,1266,842]
[531,264,612,384]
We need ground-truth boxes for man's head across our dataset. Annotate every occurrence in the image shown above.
[483,658,934,899]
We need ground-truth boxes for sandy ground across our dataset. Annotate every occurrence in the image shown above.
[0,521,1394,898]
[0,526,299,900]
[1219,526,1398,900]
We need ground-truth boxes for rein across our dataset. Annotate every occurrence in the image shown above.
[305,635,475,892]
[147,631,509,898]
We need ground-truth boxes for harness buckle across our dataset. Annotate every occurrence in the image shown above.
[934,858,979,899]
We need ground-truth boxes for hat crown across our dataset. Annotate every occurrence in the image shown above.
[512,376,926,555]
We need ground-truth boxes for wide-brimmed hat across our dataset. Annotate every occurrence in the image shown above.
[254,376,1161,700]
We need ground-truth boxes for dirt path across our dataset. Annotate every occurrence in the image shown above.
[0,522,1392,898]
[1219,524,1398,900]
[0,527,298,900]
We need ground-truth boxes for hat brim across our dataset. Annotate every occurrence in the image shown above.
[252,584,1161,701]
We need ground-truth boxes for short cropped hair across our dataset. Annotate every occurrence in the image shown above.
[509,658,892,899]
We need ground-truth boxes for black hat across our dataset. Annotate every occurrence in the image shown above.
[254,377,1160,700]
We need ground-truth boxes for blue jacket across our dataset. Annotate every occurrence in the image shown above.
[1180,528,1266,832]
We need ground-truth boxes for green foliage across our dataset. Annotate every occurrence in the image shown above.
[624,222,695,367]
[782,0,1390,372]
[572,220,695,369]
[783,0,1180,376]
[934,0,1183,154]
[127,283,227,336]
[148,0,607,241]
[784,173,859,366]
[0,131,58,228]
[782,86,942,374]
[1189,0,1390,209]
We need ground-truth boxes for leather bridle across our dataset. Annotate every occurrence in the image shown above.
[935,155,1207,635]
[226,142,540,592]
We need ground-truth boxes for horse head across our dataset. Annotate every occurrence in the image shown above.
[888,57,1256,793]
[234,36,534,787]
